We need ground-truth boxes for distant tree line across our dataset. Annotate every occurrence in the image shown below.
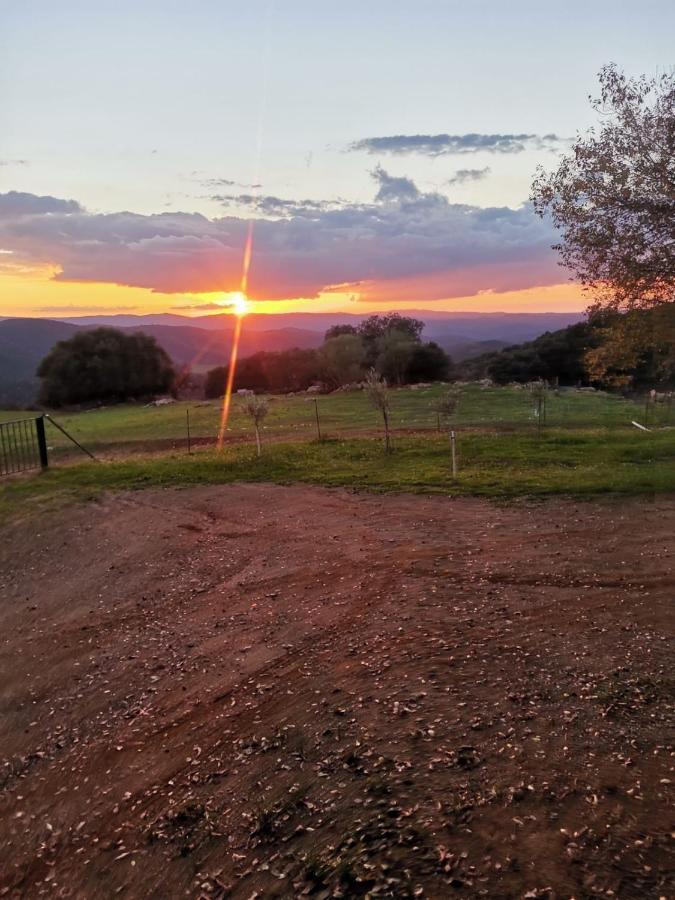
[205,314,453,398]
[461,305,675,390]
[33,307,674,411]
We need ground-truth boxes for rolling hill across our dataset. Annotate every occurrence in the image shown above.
[0,311,584,406]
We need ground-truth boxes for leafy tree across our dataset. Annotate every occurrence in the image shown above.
[407,341,452,382]
[585,304,675,388]
[37,327,174,406]
[375,329,416,385]
[319,334,366,387]
[324,324,358,341]
[532,65,675,313]
[358,314,424,365]
[205,349,321,397]
[484,322,599,385]
[204,365,227,399]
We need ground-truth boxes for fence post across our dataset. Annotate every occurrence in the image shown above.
[314,398,322,441]
[450,429,457,478]
[186,409,192,454]
[35,416,49,469]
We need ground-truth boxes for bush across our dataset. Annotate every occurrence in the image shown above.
[37,328,175,407]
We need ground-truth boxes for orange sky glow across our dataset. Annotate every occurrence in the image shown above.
[0,265,587,319]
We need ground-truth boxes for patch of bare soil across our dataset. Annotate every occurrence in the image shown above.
[0,485,673,899]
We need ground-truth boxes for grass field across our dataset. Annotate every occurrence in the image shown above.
[1,384,672,456]
[1,428,673,520]
[1,385,673,517]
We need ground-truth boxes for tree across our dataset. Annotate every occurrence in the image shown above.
[407,341,452,383]
[358,314,424,366]
[485,323,599,385]
[584,304,675,389]
[375,329,416,385]
[319,334,366,387]
[324,324,358,341]
[204,365,227,399]
[241,395,269,457]
[37,327,174,407]
[532,65,675,313]
[433,388,459,431]
[364,368,392,452]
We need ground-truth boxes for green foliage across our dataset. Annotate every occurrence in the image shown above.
[37,327,174,407]
[532,65,675,312]
[318,334,366,387]
[585,304,675,389]
[205,348,321,396]
[204,314,450,395]
[324,324,358,341]
[407,341,453,383]
[483,322,598,385]
[374,329,416,385]
[357,313,425,367]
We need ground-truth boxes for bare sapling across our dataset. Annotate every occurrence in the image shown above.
[365,368,392,452]
[529,380,547,435]
[242,395,269,457]
[434,388,460,476]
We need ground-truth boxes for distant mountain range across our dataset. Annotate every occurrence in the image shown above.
[0,311,584,407]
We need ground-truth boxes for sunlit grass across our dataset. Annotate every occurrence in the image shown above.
[1,385,671,459]
[1,429,673,521]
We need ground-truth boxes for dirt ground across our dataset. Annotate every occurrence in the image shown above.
[0,485,673,899]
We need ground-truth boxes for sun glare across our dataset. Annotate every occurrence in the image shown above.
[228,291,251,317]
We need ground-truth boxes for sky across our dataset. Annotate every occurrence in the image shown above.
[1,0,673,318]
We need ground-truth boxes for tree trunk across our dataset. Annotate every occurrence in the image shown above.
[255,425,262,457]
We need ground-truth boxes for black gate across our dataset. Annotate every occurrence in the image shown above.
[0,416,49,476]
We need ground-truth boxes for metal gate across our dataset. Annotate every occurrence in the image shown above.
[0,416,48,476]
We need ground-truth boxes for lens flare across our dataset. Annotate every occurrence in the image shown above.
[215,2,274,450]
[229,291,250,317]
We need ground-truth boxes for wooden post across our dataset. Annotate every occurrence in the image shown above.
[314,398,322,441]
[35,416,49,469]
[186,408,192,454]
[450,429,457,478]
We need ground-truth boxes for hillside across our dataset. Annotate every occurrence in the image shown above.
[0,312,583,406]
[0,319,79,407]
[0,318,323,405]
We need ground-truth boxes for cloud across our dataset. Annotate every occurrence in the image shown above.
[447,167,491,185]
[349,133,565,156]
[0,191,82,215]
[0,159,28,167]
[0,170,562,302]
[210,193,346,216]
[170,301,229,311]
[371,165,421,202]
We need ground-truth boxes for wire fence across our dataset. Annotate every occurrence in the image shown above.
[0,386,672,461]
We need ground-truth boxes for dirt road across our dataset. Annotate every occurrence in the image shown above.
[0,485,673,898]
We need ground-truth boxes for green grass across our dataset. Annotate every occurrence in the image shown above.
[1,385,671,458]
[2,429,673,521]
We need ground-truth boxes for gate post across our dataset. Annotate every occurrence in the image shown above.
[35,416,49,469]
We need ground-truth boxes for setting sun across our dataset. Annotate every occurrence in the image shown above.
[228,291,251,317]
